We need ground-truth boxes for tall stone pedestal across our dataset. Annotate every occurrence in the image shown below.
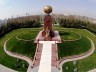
[42,15,55,40]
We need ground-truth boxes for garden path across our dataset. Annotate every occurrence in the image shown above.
[59,37,95,72]
[4,38,33,72]
[0,64,17,72]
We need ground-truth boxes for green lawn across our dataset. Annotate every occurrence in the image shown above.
[56,28,96,72]
[18,30,39,40]
[0,27,96,72]
[62,61,78,72]
[58,35,91,59]
[7,29,39,58]
[59,31,80,40]
[0,28,41,71]
[7,37,36,58]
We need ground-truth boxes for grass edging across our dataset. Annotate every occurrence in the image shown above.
[16,34,34,42]
[60,31,82,42]
[4,37,33,72]
[58,37,95,72]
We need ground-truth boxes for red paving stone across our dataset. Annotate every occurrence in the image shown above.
[33,43,43,67]
[33,31,61,67]
[52,44,58,67]
[33,59,40,67]
[33,43,59,67]
[35,55,41,60]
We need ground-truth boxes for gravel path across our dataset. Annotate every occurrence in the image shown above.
[85,29,96,72]
[2,29,96,72]
[4,38,33,72]
[0,64,17,72]
[59,37,95,72]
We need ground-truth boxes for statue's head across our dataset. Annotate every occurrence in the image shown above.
[44,5,52,14]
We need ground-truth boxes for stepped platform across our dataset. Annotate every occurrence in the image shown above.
[32,30,61,72]
[34,31,61,43]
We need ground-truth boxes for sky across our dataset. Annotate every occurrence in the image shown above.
[0,0,96,20]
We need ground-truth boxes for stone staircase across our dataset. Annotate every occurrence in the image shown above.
[33,42,58,67]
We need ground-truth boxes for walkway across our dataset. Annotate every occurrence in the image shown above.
[0,64,17,72]
[4,38,33,72]
[33,42,58,67]
[88,69,96,72]
[4,38,60,72]
[38,41,55,72]
[59,37,95,72]
[33,43,43,67]
[2,29,96,72]
[52,44,58,67]
[32,41,60,72]
[85,29,96,72]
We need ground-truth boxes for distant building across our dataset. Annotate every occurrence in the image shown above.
[64,14,69,16]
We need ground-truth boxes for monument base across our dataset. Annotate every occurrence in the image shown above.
[50,30,55,38]
[42,30,55,38]
[34,31,61,43]
[42,31,46,37]
[44,37,52,41]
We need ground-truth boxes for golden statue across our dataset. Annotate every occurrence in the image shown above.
[44,5,52,14]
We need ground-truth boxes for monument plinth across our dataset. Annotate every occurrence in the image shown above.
[42,6,55,40]
[35,5,61,43]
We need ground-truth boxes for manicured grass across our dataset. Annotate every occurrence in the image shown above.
[7,37,36,58]
[62,61,78,72]
[59,31,80,40]
[0,27,96,72]
[7,29,39,58]
[18,30,39,40]
[58,35,91,59]
[0,45,28,72]
[0,28,41,71]
[56,28,96,72]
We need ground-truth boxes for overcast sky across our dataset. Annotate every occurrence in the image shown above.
[0,0,96,19]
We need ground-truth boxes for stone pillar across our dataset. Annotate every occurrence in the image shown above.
[42,6,55,40]
[44,15,52,31]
